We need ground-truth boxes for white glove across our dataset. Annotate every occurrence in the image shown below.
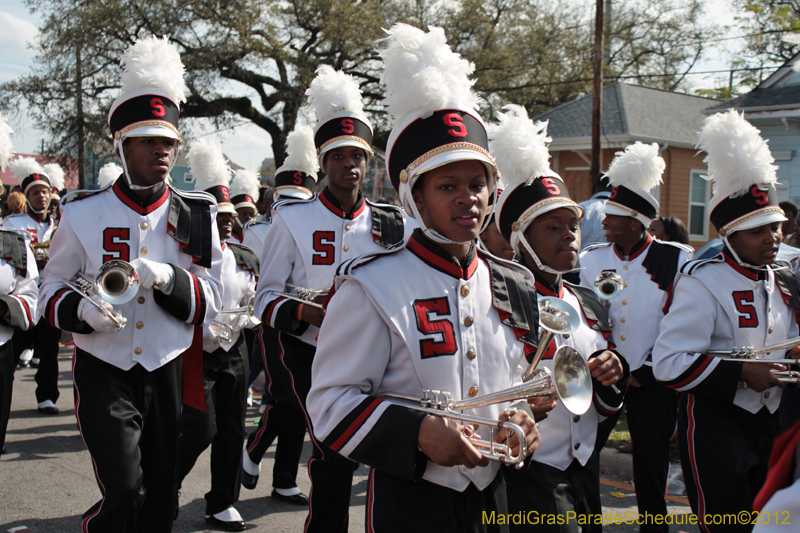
[130,258,175,292]
[77,296,126,333]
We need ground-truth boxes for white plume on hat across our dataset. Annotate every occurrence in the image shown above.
[230,169,260,200]
[275,124,320,176]
[306,65,365,123]
[97,162,123,188]
[188,138,231,189]
[0,114,13,171]
[380,24,481,125]
[697,109,777,200]
[489,105,553,190]
[119,35,188,105]
[43,163,65,191]
[605,142,665,193]
[9,156,44,181]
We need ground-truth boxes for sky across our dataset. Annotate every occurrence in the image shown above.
[0,0,742,171]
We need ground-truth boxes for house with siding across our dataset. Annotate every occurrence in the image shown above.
[703,56,800,209]
[534,82,720,249]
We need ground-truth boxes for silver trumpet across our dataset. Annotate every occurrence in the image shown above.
[593,271,624,300]
[274,284,329,309]
[209,320,233,341]
[379,347,594,468]
[522,297,582,382]
[61,260,140,331]
[217,296,261,328]
[707,336,800,383]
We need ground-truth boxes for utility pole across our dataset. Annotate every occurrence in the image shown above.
[590,0,604,181]
[76,42,86,190]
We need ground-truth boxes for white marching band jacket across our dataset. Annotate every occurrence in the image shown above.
[307,230,541,492]
[39,180,223,371]
[2,209,56,246]
[242,219,271,258]
[529,279,627,471]
[580,234,693,372]
[653,251,799,414]
[0,229,40,344]
[253,189,410,347]
[203,242,258,353]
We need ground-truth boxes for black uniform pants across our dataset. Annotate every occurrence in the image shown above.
[280,332,356,533]
[244,326,306,490]
[504,457,601,533]
[627,366,679,533]
[177,333,249,515]
[678,393,779,533]
[369,468,508,533]
[0,340,14,451]
[73,348,182,533]
[12,318,61,404]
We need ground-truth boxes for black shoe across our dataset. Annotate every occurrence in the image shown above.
[29,358,40,368]
[37,405,59,415]
[271,489,309,506]
[205,514,246,532]
[17,361,30,369]
[241,469,258,490]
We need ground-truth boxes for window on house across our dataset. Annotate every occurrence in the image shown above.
[184,171,195,184]
[688,170,709,239]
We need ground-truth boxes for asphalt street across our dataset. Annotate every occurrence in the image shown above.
[1,347,699,532]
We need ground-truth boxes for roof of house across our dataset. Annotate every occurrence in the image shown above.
[704,55,800,114]
[534,81,720,148]
[0,153,79,188]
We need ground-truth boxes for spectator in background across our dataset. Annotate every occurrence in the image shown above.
[780,201,798,247]
[578,172,613,250]
[648,215,690,245]
[6,192,26,215]
[0,202,9,220]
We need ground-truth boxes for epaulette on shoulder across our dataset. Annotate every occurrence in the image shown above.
[170,186,215,205]
[59,184,113,209]
[273,194,317,212]
[226,242,260,275]
[581,242,612,253]
[681,254,724,275]
[336,243,407,277]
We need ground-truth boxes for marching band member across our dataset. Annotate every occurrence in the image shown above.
[0,115,40,454]
[38,36,223,532]
[175,138,258,531]
[307,25,539,532]
[652,110,799,532]
[252,65,408,532]
[490,106,627,532]
[44,162,65,219]
[478,187,515,261]
[229,169,260,243]
[241,125,320,508]
[579,142,692,533]
[4,157,60,415]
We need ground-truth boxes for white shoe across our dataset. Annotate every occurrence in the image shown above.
[246,388,253,407]
[259,403,266,414]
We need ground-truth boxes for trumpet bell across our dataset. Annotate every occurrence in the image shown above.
[538,297,581,334]
[593,271,624,300]
[552,346,593,415]
[96,260,139,305]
